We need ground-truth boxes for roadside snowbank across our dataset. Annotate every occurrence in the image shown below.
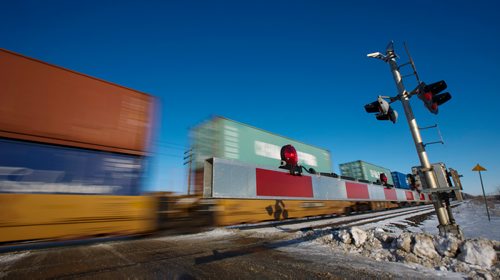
[298,226,499,280]
[293,201,500,279]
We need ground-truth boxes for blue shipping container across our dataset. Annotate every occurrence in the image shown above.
[0,138,144,195]
[391,171,410,189]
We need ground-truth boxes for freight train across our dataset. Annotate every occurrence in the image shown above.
[0,49,438,245]
[0,48,157,243]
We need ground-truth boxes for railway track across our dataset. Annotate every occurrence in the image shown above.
[229,202,462,233]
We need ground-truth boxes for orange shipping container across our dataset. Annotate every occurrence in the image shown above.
[0,49,153,155]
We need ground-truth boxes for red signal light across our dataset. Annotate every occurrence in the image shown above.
[418,81,451,114]
[281,144,298,166]
[280,145,303,176]
[380,173,388,186]
[422,92,438,111]
[423,92,433,102]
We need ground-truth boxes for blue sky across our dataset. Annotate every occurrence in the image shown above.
[1,0,499,195]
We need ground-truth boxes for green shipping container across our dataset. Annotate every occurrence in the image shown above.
[191,116,332,173]
[339,160,393,185]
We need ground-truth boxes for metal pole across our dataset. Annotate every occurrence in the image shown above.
[187,158,192,195]
[184,149,193,195]
[386,53,456,235]
[478,171,491,221]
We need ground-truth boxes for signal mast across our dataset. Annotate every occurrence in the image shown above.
[365,42,462,237]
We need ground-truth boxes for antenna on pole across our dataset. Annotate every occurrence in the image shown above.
[403,42,422,85]
[397,44,421,81]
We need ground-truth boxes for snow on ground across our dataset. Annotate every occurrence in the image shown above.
[356,207,436,236]
[0,251,30,264]
[0,251,30,278]
[238,200,500,279]
[279,237,466,279]
[153,227,238,241]
[285,200,500,280]
[148,200,499,279]
[413,200,500,241]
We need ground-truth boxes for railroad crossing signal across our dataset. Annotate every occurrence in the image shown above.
[365,41,462,237]
[280,144,302,175]
[364,96,398,123]
[379,173,388,186]
[416,80,452,114]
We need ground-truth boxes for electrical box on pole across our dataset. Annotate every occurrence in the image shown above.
[448,168,464,201]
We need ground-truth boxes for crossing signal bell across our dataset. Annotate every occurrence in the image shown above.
[417,80,452,114]
[364,96,398,124]
[280,144,302,175]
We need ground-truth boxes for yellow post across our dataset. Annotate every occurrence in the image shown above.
[472,164,490,222]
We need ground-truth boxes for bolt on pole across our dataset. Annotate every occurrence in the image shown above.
[371,43,462,237]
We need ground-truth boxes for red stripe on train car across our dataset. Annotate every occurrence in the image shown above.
[256,168,313,197]
[346,182,369,199]
[420,193,425,200]
[405,191,414,200]
[384,188,397,201]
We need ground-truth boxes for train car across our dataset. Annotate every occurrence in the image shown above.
[339,160,394,186]
[0,49,157,243]
[0,49,435,242]
[190,116,333,194]
[189,119,430,226]
[391,171,410,189]
[201,157,431,226]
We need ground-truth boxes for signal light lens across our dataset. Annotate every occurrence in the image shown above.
[418,81,451,114]
[364,96,397,124]
[281,144,298,166]
[423,92,433,102]
[364,101,380,113]
[434,92,452,105]
[380,173,388,185]
[423,80,447,94]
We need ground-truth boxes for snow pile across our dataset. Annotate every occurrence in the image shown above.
[301,226,499,280]
[458,239,497,268]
